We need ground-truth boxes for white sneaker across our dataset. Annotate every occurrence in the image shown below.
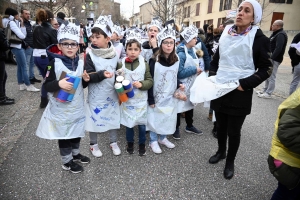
[110,142,121,156]
[19,84,26,91]
[255,90,264,95]
[258,93,271,99]
[150,141,162,154]
[26,84,40,92]
[90,144,102,157]
[158,138,175,149]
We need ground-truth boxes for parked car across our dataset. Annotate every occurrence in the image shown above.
[6,49,17,64]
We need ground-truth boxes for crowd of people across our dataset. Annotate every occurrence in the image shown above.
[0,0,299,199]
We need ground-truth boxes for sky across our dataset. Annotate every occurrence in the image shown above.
[116,0,149,19]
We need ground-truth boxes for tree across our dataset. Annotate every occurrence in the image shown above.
[26,0,70,14]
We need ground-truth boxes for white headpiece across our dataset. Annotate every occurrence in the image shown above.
[112,25,122,36]
[157,24,176,46]
[240,0,262,24]
[126,28,142,44]
[148,18,163,31]
[180,24,198,43]
[86,24,92,38]
[57,23,80,43]
[93,15,113,37]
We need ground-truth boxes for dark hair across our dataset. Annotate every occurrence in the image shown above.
[5,8,18,16]
[125,39,141,50]
[203,24,209,33]
[21,9,28,14]
[153,38,178,65]
[91,26,112,38]
[57,12,65,20]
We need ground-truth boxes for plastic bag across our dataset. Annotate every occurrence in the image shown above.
[174,88,187,101]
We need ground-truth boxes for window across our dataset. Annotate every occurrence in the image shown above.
[219,0,232,11]
[286,0,293,3]
[196,21,200,28]
[269,0,285,3]
[204,19,213,25]
[196,3,200,16]
[188,6,191,17]
[208,0,213,13]
[184,7,187,18]
[217,17,226,28]
[219,0,223,11]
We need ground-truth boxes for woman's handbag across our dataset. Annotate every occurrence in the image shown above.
[5,21,22,44]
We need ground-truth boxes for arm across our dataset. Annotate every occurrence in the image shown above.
[271,34,286,61]
[140,62,153,90]
[10,21,26,39]
[177,51,197,79]
[50,29,58,45]
[288,33,300,67]
[44,60,60,92]
[208,47,220,77]
[147,58,155,105]
[84,53,107,83]
[201,41,211,71]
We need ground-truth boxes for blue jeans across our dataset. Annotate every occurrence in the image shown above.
[264,60,280,95]
[11,48,30,86]
[289,63,300,95]
[34,56,49,98]
[25,47,34,79]
[149,131,166,143]
[271,182,300,200]
[126,125,146,144]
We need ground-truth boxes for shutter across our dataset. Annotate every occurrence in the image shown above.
[208,0,213,13]
[196,3,200,16]
[219,0,223,11]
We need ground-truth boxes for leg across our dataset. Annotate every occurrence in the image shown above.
[58,139,73,164]
[25,47,34,79]
[149,131,158,143]
[34,56,49,98]
[215,111,228,153]
[138,125,146,145]
[265,60,280,95]
[89,132,102,157]
[89,131,98,145]
[11,48,28,85]
[185,109,194,127]
[70,137,90,163]
[149,131,162,154]
[289,63,300,95]
[0,61,6,99]
[271,182,300,200]
[109,129,121,155]
[126,127,134,143]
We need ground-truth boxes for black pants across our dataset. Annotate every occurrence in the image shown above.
[0,61,7,99]
[215,111,246,161]
[176,109,194,128]
[58,138,81,164]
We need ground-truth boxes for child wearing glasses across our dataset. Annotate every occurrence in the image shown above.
[117,36,153,156]
[147,25,184,154]
[84,16,121,157]
[36,23,92,174]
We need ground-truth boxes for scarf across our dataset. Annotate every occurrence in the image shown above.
[90,42,116,58]
[228,25,252,36]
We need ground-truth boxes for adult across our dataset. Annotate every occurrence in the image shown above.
[288,32,300,95]
[219,24,224,34]
[21,8,41,84]
[33,9,57,108]
[2,8,39,92]
[204,24,214,57]
[56,12,68,26]
[50,18,59,30]
[0,15,14,105]
[205,0,272,179]
[198,28,205,42]
[203,24,209,38]
[258,20,288,98]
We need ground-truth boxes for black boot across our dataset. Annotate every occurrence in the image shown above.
[209,152,226,164]
[138,143,146,156]
[126,142,134,154]
[39,97,48,108]
[224,160,234,179]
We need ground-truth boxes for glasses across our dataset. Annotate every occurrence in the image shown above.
[162,41,174,45]
[59,43,78,49]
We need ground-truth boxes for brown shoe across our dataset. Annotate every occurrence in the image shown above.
[207,113,213,121]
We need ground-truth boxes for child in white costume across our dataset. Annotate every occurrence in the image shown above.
[111,25,126,61]
[36,23,91,174]
[84,15,122,157]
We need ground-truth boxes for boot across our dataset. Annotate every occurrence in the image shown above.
[39,97,48,108]
[224,160,234,179]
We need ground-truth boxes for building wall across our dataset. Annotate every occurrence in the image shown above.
[139,2,152,25]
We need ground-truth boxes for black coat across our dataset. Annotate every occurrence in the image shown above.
[288,32,300,67]
[209,29,273,116]
[0,28,9,61]
[33,22,57,49]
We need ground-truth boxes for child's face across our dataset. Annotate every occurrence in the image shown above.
[186,37,197,48]
[111,33,119,41]
[57,39,79,58]
[90,33,110,48]
[161,38,175,55]
[148,26,159,39]
[126,43,141,61]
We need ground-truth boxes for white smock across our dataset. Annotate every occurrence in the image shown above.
[190,25,258,103]
[147,58,179,135]
[85,52,120,132]
[141,47,153,63]
[120,55,148,128]
[36,58,85,139]
[177,45,199,113]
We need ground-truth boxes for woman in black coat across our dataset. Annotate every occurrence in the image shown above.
[208,0,273,179]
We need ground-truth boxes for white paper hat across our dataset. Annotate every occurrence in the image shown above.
[57,22,80,43]
[148,18,163,31]
[126,28,142,44]
[86,24,93,38]
[157,24,176,46]
[180,24,198,43]
[93,15,113,37]
[112,25,122,36]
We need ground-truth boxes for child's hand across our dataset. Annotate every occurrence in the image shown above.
[149,37,157,48]
[82,70,90,82]
[59,77,73,91]
[196,67,202,75]
[179,84,185,91]
[104,71,113,78]
[150,104,155,108]
[133,81,142,88]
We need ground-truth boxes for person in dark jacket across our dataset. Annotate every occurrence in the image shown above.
[56,12,68,26]
[204,24,214,57]
[208,0,272,179]
[257,20,288,98]
[33,9,58,108]
[288,32,300,95]
[0,16,14,105]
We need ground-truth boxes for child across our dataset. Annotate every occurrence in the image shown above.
[175,25,203,139]
[84,15,122,157]
[111,25,126,61]
[36,23,90,174]
[117,33,153,156]
[148,25,184,154]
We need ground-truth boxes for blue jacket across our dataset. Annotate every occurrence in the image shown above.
[176,43,197,79]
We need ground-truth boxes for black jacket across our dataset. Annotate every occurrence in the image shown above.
[209,29,273,116]
[142,41,159,56]
[33,22,57,49]
[23,19,33,47]
[270,28,288,63]
[288,32,300,67]
[0,28,9,61]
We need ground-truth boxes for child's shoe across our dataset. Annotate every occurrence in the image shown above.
[138,143,146,156]
[126,142,134,154]
[90,144,103,157]
[110,142,121,156]
[158,138,175,149]
[62,160,83,174]
[150,141,162,154]
[73,153,90,163]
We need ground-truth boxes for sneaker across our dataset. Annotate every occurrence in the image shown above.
[150,141,162,154]
[185,126,203,135]
[90,144,103,157]
[30,77,42,83]
[110,142,121,156]
[62,160,83,174]
[173,128,180,140]
[138,143,146,156]
[158,138,175,149]
[19,84,26,91]
[126,142,134,154]
[73,153,90,164]
[26,84,40,92]
[258,93,271,99]
[255,90,264,95]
